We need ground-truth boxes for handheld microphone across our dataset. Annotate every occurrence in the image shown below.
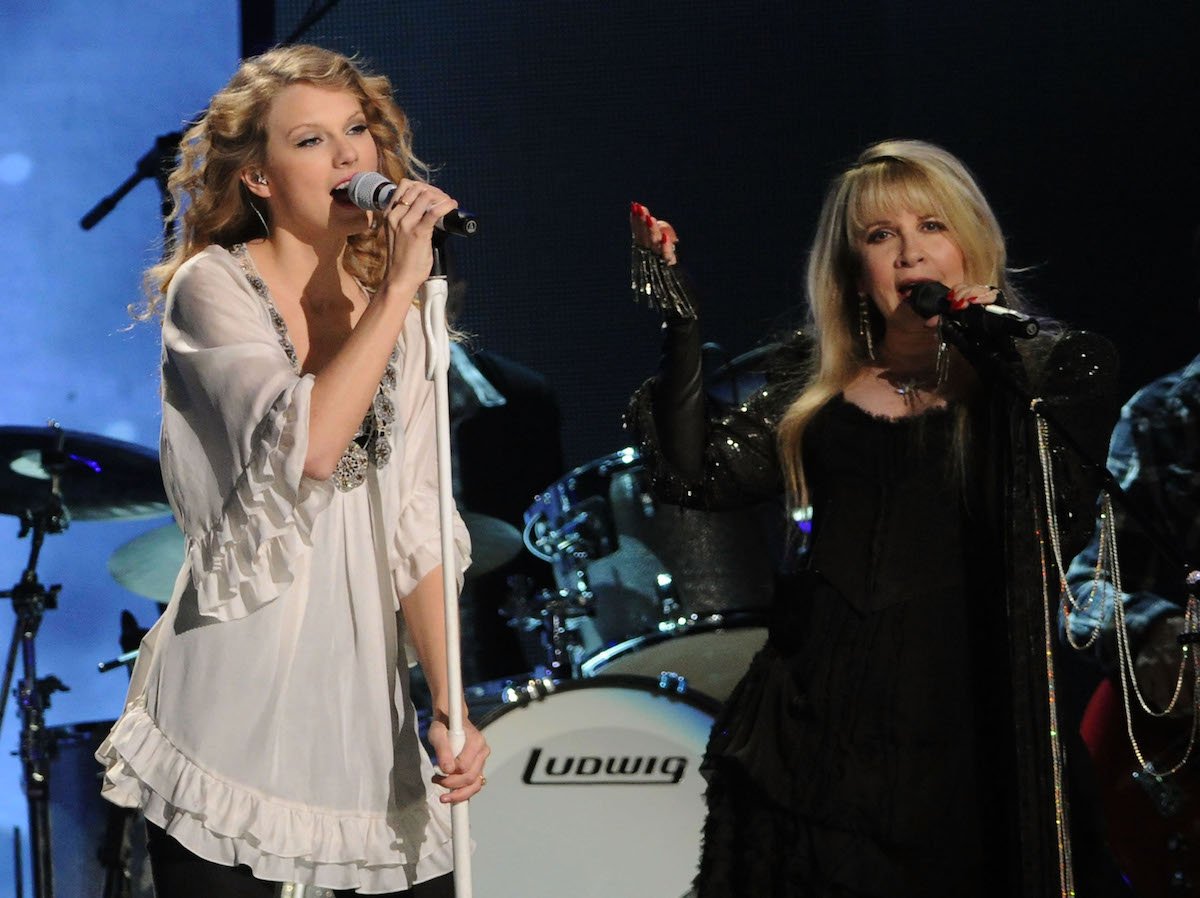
[346,172,478,236]
[909,282,1039,339]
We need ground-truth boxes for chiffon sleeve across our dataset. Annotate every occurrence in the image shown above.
[159,247,335,621]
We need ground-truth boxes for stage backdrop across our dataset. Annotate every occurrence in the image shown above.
[271,0,1200,470]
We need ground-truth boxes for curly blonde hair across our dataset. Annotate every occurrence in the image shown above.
[139,44,423,318]
[778,139,1020,504]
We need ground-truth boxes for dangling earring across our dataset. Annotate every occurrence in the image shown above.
[934,323,949,389]
[858,295,876,361]
[244,175,270,238]
[249,199,270,238]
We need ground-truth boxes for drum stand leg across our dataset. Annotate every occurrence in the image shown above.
[1,517,66,898]
[99,806,134,898]
[540,595,583,679]
[504,576,593,679]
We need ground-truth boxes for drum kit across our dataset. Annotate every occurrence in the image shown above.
[2,419,775,897]
[462,446,775,896]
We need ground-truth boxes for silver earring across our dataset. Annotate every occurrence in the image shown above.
[934,325,949,389]
[858,295,876,361]
[250,201,269,238]
[253,173,268,185]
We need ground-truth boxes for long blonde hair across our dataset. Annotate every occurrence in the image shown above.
[139,44,423,318]
[778,139,1020,504]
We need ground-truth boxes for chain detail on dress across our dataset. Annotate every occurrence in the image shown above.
[231,243,397,492]
[1028,402,1077,898]
[1036,410,1200,779]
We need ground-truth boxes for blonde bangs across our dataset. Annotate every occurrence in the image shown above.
[842,155,1003,287]
[845,161,952,244]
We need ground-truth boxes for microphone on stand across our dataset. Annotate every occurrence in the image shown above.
[347,172,478,237]
[910,281,1039,339]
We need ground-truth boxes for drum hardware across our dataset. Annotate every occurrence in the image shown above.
[655,572,682,624]
[657,671,689,694]
[97,650,139,674]
[477,675,556,708]
[523,448,777,681]
[523,449,634,566]
[1,423,73,898]
[0,425,170,523]
[504,570,598,679]
[0,423,172,898]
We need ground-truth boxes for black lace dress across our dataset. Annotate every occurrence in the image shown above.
[696,396,1010,896]
[627,327,1124,897]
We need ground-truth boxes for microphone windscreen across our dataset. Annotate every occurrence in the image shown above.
[348,171,391,211]
[909,281,950,318]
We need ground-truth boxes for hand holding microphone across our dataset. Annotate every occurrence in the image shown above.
[348,172,478,237]
[910,281,1039,339]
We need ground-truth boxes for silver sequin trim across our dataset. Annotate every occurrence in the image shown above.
[231,244,397,492]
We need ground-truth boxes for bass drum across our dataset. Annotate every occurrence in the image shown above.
[580,613,768,702]
[470,675,718,898]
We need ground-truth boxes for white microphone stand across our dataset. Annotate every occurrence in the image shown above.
[419,244,474,898]
[273,252,473,898]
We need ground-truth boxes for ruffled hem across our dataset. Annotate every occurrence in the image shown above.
[96,703,453,891]
[186,379,334,621]
[703,643,804,801]
[390,488,471,600]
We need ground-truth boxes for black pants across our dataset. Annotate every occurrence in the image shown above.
[145,822,455,898]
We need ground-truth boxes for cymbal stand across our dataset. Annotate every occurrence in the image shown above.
[1,427,72,898]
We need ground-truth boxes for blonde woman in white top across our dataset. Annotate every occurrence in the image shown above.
[97,44,488,898]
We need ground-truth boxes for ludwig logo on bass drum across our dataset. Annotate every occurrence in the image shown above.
[521,747,688,785]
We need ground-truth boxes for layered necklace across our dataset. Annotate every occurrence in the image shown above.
[877,339,950,407]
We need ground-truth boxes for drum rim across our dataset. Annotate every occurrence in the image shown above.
[579,611,768,678]
[548,446,641,490]
[474,672,722,729]
[524,446,641,521]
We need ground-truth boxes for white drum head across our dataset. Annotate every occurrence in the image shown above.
[470,676,717,897]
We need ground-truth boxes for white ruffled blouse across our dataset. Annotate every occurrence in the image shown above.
[96,245,471,893]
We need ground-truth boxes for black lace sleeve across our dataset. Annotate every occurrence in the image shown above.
[626,332,810,511]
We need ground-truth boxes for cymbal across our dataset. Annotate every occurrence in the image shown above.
[461,511,523,577]
[109,511,526,602]
[108,520,184,603]
[0,425,170,522]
